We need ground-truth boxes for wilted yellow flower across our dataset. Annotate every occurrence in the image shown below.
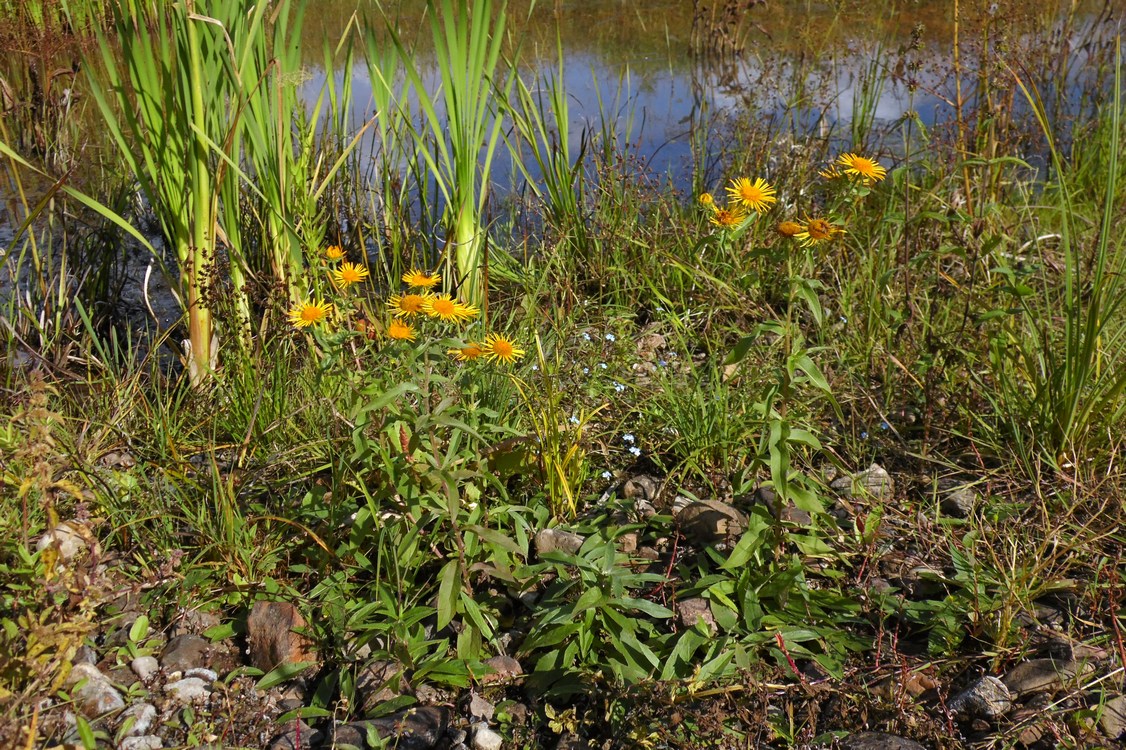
[323,245,345,261]
[402,269,441,289]
[794,217,845,246]
[726,177,777,213]
[288,300,332,328]
[481,333,525,364]
[332,261,370,288]
[698,192,715,208]
[447,343,484,361]
[709,207,748,229]
[776,221,804,238]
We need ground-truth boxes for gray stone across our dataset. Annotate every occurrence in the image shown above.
[160,634,210,673]
[171,607,221,637]
[841,732,927,750]
[248,601,314,672]
[74,645,98,665]
[131,656,159,681]
[949,676,1013,720]
[119,702,157,737]
[751,486,811,525]
[183,667,218,682]
[940,486,978,517]
[480,655,523,685]
[1100,695,1126,740]
[472,724,504,750]
[67,663,125,717]
[120,736,163,750]
[623,475,660,504]
[268,719,317,750]
[165,677,210,704]
[1002,658,1089,697]
[358,660,405,711]
[675,499,748,545]
[328,706,449,750]
[534,528,585,556]
[830,463,895,500]
[467,692,495,721]
[675,598,715,633]
[36,522,89,561]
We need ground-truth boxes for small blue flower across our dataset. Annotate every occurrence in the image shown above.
[614,382,625,392]
[599,363,608,370]
[860,431,869,439]
[569,415,580,425]
[622,433,635,444]
[880,421,890,431]
[656,306,664,312]
[605,333,616,342]
[629,446,642,457]
[658,359,667,367]
[582,367,590,374]
[582,332,592,341]
[602,470,613,480]
[531,363,539,371]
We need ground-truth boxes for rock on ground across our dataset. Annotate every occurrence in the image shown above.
[949,675,1013,720]
[247,601,315,672]
[841,732,927,750]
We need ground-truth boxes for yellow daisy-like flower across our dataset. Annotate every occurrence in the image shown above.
[332,261,370,288]
[323,245,345,261]
[388,292,429,318]
[836,153,887,185]
[387,318,416,341]
[481,333,525,364]
[776,220,804,238]
[447,343,484,362]
[698,192,715,208]
[709,207,749,229]
[288,299,332,328]
[818,166,843,180]
[794,217,845,247]
[423,293,477,323]
[402,269,441,289]
[726,177,777,213]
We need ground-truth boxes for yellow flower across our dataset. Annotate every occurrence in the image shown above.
[388,292,429,317]
[402,269,441,289]
[332,261,370,288]
[324,245,345,261]
[836,153,887,185]
[794,217,845,246]
[387,318,416,341]
[447,343,484,361]
[698,192,715,208]
[726,177,776,213]
[709,207,748,229]
[423,293,477,323]
[818,166,843,180]
[481,333,525,364]
[776,221,804,238]
[288,299,332,328]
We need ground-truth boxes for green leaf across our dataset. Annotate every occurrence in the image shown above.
[129,614,150,644]
[256,661,315,691]
[436,559,460,630]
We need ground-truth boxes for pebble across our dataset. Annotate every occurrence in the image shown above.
[949,675,1013,720]
[1002,658,1087,697]
[480,655,523,685]
[184,667,218,682]
[67,663,125,717]
[165,676,211,704]
[120,736,163,750]
[472,724,504,750]
[534,528,585,556]
[1101,695,1126,740]
[675,598,716,633]
[247,601,315,672]
[841,732,927,750]
[830,463,895,500]
[468,692,495,721]
[674,499,748,546]
[119,702,157,737]
[36,521,90,561]
[161,634,210,673]
[131,656,160,681]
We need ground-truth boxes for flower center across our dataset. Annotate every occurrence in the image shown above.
[433,299,455,315]
[492,340,513,357]
[807,219,833,239]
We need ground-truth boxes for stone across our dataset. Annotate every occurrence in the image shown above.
[467,692,495,721]
[841,732,927,750]
[268,719,317,750]
[67,663,125,717]
[675,598,715,633]
[165,677,210,704]
[184,667,218,682]
[472,724,504,750]
[171,608,221,637]
[949,676,1013,720]
[328,706,449,750]
[131,656,159,681]
[751,486,811,525]
[480,655,523,685]
[1002,658,1089,697]
[623,475,660,505]
[36,521,90,561]
[73,645,98,665]
[617,532,639,554]
[247,601,314,672]
[120,736,163,750]
[830,463,894,501]
[534,528,585,557]
[675,499,748,545]
[358,660,405,711]
[940,486,978,517]
[1099,694,1126,740]
[119,702,157,737]
[160,634,210,673]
